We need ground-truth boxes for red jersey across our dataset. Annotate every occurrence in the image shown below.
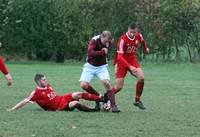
[114,32,148,65]
[0,56,9,75]
[27,84,73,111]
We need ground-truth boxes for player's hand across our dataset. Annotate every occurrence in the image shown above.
[7,108,14,112]
[129,65,136,73]
[7,79,13,86]
[5,73,13,86]
[109,38,114,46]
[146,48,150,54]
[102,48,108,54]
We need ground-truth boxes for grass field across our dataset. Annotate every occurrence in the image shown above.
[0,62,200,137]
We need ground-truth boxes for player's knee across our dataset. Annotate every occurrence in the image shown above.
[72,92,82,99]
[102,80,111,88]
[138,76,144,83]
[69,101,79,108]
[80,81,89,89]
[103,80,110,86]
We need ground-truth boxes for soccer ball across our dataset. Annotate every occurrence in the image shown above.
[101,101,111,111]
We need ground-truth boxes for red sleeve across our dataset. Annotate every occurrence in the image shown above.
[0,56,9,75]
[117,53,131,68]
[139,33,148,53]
[88,40,105,57]
[26,90,38,102]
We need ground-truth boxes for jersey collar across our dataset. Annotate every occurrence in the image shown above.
[126,32,135,41]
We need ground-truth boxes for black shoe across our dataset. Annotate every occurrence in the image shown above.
[94,102,101,111]
[110,106,121,113]
[134,101,146,110]
[89,108,100,112]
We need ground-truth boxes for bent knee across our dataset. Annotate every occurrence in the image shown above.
[80,81,89,89]
[138,76,144,82]
[72,92,82,99]
[102,80,110,86]
[69,101,79,108]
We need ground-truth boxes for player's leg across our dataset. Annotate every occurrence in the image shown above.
[71,92,105,102]
[112,78,125,94]
[79,63,101,110]
[79,63,100,96]
[96,65,120,112]
[68,101,97,112]
[130,67,146,109]
[0,56,12,86]
[111,63,127,94]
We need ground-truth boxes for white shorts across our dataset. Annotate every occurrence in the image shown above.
[79,63,110,83]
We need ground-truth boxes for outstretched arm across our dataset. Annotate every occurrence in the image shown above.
[0,56,13,86]
[139,33,149,53]
[8,98,32,111]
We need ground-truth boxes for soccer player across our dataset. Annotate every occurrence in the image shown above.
[112,22,150,109]
[0,42,12,86]
[8,74,107,112]
[79,31,120,112]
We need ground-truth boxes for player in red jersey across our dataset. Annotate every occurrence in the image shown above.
[112,22,150,109]
[0,42,12,86]
[8,74,107,112]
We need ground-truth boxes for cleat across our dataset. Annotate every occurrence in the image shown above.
[94,101,101,111]
[134,101,146,110]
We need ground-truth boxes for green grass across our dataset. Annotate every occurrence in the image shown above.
[0,63,200,137]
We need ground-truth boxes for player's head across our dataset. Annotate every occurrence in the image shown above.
[34,74,47,88]
[128,22,138,38]
[100,30,112,45]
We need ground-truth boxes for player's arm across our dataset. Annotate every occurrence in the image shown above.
[88,40,106,57]
[117,39,131,68]
[7,98,31,111]
[139,33,149,53]
[0,56,13,86]
[8,91,35,111]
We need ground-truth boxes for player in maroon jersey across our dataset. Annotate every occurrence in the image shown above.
[112,22,150,109]
[8,74,107,112]
[79,31,120,112]
[0,42,12,86]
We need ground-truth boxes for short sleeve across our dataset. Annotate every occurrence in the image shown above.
[26,90,38,102]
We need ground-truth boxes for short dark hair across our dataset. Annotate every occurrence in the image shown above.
[128,22,138,29]
[34,74,45,85]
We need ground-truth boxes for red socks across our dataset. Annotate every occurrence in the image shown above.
[84,85,100,96]
[111,87,119,94]
[0,56,8,75]
[81,92,101,101]
[135,81,144,102]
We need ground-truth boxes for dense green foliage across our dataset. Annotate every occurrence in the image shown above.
[1,63,200,136]
[0,0,199,62]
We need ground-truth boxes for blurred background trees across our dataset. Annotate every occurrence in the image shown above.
[0,0,199,62]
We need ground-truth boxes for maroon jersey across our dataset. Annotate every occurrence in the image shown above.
[87,35,110,66]
[114,32,148,65]
[27,84,73,111]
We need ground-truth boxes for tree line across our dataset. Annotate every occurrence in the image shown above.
[0,0,199,62]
